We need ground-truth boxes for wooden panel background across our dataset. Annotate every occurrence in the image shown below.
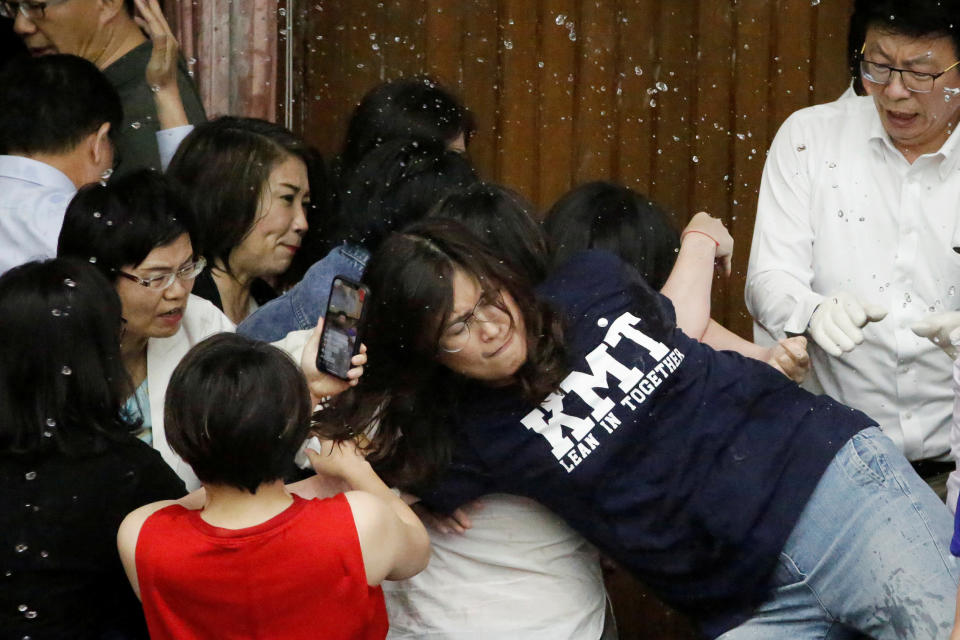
[284,0,855,340]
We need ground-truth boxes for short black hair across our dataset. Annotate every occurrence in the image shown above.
[0,54,122,156]
[166,116,314,276]
[0,258,135,456]
[339,76,474,178]
[428,182,549,284]
[545,181,680,291]
[164,333,312,493]
[58,170,194,279]
[859,0,960,59]
[336,137,478,251]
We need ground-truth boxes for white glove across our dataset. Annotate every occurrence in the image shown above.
[911,311,960,360]
[808,292,887,357]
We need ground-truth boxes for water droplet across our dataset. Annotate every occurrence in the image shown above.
[555,13,566,25]
[655,81,668,92]
[503,39,513,50]
[691,155,700,163]
[130,121,141,130]
[14,544,27,553]
[188,56,197,65]
[50,309,61,317]
[105,220,113,226]
[63,278,76,288]
[633,65,643,76]
[949,286,956,296]
[649,98,657,108]
[42,431,52,438]
[24,471,36,481]
[18,604,27,612]
[828,162,837,168]
[61,366,72,376]
[811,0,820,5]
[796,144,807,152]
[905,293,912,303]
[597,318,609,328]
[88,256,97,264]
[39,551,48,559]
[92,211,101,218]
[568,30,576,41]
[838,210,844,218]
[24,611,36,619]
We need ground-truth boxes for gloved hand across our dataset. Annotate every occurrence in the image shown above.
[808,292,887,357]
[911,311,960,360]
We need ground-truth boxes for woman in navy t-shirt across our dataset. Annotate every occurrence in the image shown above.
[321,212,960,639]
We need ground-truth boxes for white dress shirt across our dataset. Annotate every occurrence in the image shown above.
[381,494,608,639]
[746,96,960,463]
[0,155,76,274]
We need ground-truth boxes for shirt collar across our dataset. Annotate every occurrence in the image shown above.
[0,155,76,192]
[865,105,960,179]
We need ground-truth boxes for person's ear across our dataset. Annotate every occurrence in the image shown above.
[92,121,113,168]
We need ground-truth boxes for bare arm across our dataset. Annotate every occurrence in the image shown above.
[701,319,811,383]
[306,442,430,584]
[660,212,733,339]
[116,500,180,599]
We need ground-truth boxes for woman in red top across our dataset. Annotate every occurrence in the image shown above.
[117,330,430,640]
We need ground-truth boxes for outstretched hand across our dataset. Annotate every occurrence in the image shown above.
[300,317,367,405]
[911,311,960,360]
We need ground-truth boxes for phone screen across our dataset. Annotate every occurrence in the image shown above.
[317,277,367,379]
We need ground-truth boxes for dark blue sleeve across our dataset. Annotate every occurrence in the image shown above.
[415,444,494,514]
[952,500,960,556]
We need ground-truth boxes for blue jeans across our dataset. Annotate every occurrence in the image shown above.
[720,427,959,640]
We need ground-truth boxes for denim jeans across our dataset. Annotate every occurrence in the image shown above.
[720,427,959,639]
[237,243,368,342]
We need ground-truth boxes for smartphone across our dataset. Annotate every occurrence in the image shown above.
[316,276,369,380]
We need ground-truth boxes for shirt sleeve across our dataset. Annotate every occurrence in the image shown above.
[156,124,194,171]
[745,112,826,339]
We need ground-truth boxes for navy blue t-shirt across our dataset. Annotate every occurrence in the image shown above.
[418,251,872,637]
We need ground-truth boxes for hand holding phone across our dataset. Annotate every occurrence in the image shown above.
[316,277,369,379]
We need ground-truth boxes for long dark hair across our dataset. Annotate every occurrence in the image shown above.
[0,259,136,457]
[318,219,567,489]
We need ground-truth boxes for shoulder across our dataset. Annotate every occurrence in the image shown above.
[182,294,236,336]
[117,500,181,555]
[541,250,659,311]
[773,97,876,146]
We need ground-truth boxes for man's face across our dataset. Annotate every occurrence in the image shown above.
[13,0,102,60]
[862,26,960,159]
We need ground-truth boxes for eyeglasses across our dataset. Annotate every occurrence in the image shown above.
[859,45,960,94]
[116,257,206,291]
[438,290,511,354]
[0,0,70,20]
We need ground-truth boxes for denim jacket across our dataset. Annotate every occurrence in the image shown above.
[237,243,369,342]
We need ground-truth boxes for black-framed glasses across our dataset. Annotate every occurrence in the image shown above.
[116,257,206,291]
[0,0,70,20]
[859,44,960,93]
[438,290,511,354]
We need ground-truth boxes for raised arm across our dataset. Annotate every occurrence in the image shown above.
[660,211,732,339]
[306,442,430,583]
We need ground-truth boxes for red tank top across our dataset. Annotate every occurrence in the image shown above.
[136,493,388,639]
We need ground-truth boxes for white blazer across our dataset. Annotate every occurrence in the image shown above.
[146,294,235,490]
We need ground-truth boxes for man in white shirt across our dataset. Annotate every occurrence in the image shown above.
[0,54,120,274]
[746,0,960,502]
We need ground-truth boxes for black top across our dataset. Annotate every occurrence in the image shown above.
[419,251,871,637]
[101,41,207,178]
[0,438,186,639]
[191,267,278,314]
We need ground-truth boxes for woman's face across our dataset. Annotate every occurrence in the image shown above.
[436,269,527,384]
[230,155,310,280]
[115,233,195,342]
